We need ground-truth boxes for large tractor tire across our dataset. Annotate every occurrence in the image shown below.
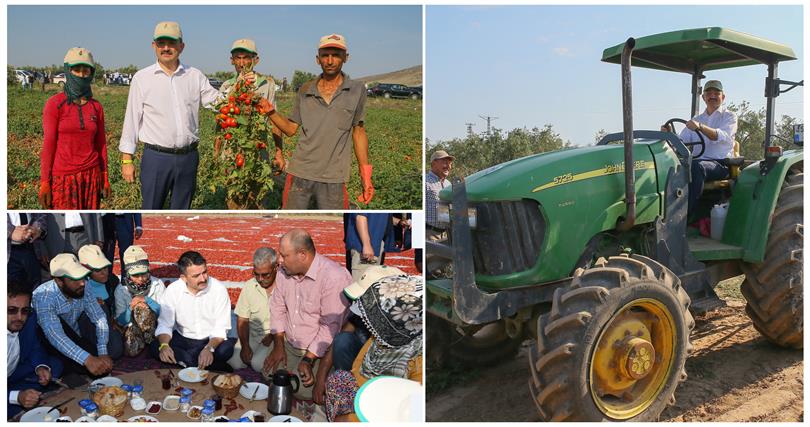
[428,315,524,368]
[741,165,803,348]
[528,254,694,421]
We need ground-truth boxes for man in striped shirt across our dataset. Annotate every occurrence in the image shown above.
[425,150,454,241]
[32,253,120,378]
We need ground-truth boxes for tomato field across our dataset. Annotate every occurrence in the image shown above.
[6,84,423,210]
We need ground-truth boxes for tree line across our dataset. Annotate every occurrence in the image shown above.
[430,103,801,178]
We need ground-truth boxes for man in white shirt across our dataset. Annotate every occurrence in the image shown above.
[8,279,62,419]
[119,21,222,209]
[663,79,737,214]
[151,251,235,371]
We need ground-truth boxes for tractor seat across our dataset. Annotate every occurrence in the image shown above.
[703,141,742,191]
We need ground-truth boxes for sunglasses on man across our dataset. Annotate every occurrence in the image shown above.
[8,306,33,315]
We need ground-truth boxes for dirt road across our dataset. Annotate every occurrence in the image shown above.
[426,300,803,422]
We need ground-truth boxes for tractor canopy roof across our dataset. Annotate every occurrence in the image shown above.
[601,27,796,73]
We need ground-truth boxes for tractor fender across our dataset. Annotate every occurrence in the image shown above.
[723,150,803,263]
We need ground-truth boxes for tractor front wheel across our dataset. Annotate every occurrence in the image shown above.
[528,254,693,421]
[741,164,803,348]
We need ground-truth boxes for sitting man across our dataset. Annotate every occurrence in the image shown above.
[663,79,737,215]
[265,229,351,405]
[228,247,278,375]
[77,245,120,320]
[33,254,121,379]
[151,251,235,371]
[113,246,164,357]
[8,279,63,419]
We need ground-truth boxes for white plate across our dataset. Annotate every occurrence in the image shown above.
[95,415,118,422]
[20,406,57,422]
[270,415,302,422]
[354,376,424,422]
[178,367,208,383]
[162,395,180,411]
[74,415,95,422]
[90,376,123,388]
[239,382,269,400]
[126,415,158,422]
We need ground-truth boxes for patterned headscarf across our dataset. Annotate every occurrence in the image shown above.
[357,275,422,348]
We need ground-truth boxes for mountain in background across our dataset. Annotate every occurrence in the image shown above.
[356,65,422,87]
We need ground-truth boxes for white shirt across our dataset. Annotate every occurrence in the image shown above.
[113,276,166,320]
[8,330,20,377]
[119,62,222,154]
[679,105,738,160]
[155,276,231,340]
[64,213,83,229]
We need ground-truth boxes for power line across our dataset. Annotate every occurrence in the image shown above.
[479,114,499,137]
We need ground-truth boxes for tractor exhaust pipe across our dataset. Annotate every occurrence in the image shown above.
[618,37,636,232]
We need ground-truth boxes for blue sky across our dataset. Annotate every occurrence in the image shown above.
[426,5,804,146]
[7,5,422,80]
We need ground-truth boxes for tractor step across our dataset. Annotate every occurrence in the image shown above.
[687,236,744,261]
[689,295,727,316]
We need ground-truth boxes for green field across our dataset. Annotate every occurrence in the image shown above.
[7,84,423,209]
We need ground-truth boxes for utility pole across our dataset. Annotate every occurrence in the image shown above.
[465,123,475,138]
[479,115,499,138]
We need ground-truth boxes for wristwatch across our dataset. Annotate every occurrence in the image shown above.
[697,123,703,132]
[207,345,215,353]
[301,356,315,366]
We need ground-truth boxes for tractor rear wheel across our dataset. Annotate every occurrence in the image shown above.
[528,254,693,421]
[741,164,803,348]
[428,315,524,368]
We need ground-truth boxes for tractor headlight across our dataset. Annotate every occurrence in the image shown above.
[437,202,478,229]
[437,202,450,226]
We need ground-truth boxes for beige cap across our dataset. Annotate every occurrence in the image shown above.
[231,38,257,54]
[430,150,455,162]
[154,21,182,41]
[78,244,111,270]
[319,33,347,51]
[704,80,723,92]
[64,47,95,68]
[50,253,91,280]
[123,246,150,275]
[344,265,406,300]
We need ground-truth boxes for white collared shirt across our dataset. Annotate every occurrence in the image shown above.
[8,330,20,377]
[155,276,231,340]
[119,62,222,154]
[64,213,83,229]
[679,105,738,160]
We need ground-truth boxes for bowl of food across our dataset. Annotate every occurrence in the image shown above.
[146,401,162,415]
[162,395,180,411]
[212,373,243,399]
[186,405,203,420]
[93,386,128,418]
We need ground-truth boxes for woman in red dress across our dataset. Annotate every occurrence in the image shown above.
[39,47,110,209]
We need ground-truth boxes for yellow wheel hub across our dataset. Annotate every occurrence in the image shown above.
[590,298,676,420]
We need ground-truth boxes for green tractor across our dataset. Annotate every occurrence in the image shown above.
[426,27,803,421]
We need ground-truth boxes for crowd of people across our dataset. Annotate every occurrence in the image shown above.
[40,21,375,210]
[7,216,423,421]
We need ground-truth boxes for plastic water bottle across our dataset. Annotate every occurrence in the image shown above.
[711,203,729,240]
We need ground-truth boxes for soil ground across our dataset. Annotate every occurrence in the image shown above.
[426,277,803,422]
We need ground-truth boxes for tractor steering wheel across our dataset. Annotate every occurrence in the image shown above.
[663,118,706,159]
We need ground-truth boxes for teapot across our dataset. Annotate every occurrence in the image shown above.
[267,369,300,415]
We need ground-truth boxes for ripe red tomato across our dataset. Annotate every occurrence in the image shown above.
[235,154,245,168]
[234,106,241,115]
[224,133,233,140]
[220,106,229,114]
[256,142,266,150]
[229,96,235,103]
[227,118,237,127]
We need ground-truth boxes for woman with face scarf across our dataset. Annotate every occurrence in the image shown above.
[39,47,110,209]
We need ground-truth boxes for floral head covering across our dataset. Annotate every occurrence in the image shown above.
[357,275,422,348]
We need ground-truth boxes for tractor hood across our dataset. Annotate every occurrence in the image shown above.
[440,140,663,203]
